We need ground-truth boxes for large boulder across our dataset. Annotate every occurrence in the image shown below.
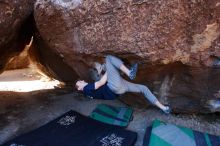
[0,0,35,73]
[34,0,220,113]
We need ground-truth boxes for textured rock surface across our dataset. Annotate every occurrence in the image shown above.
[34,0,220,66]
[120,63,220,113]
[30,32,79,82]
[34,0,220,113]
[0,0,35,73]
[5,41,32,70]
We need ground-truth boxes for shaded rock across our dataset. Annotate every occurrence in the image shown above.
[121,63,220,113]
[34,0,220,113]
[0,0,35,73]
[29,31,79,83]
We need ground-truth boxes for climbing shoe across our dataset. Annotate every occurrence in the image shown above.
[162,106,171,114]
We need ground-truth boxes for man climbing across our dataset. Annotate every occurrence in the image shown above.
[75,55,171,114]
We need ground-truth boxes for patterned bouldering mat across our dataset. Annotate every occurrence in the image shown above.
[90,104,133,127]
[145,120,220,146]
[2,110,137,146]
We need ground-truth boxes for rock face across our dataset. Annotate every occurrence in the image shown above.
[5,40,32,70]
[0,0,35,73]
[121,63,220,113]
[34,0,220,113]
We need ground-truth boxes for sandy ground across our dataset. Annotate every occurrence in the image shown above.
[0,68,60,92]
[0,69,220,146]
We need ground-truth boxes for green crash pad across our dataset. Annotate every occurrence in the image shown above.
[148,120,220,146]
[90,104,133,127]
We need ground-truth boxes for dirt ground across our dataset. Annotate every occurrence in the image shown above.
[0,69,220,146]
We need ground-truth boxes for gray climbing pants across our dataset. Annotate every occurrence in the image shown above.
[106,55,158,104]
